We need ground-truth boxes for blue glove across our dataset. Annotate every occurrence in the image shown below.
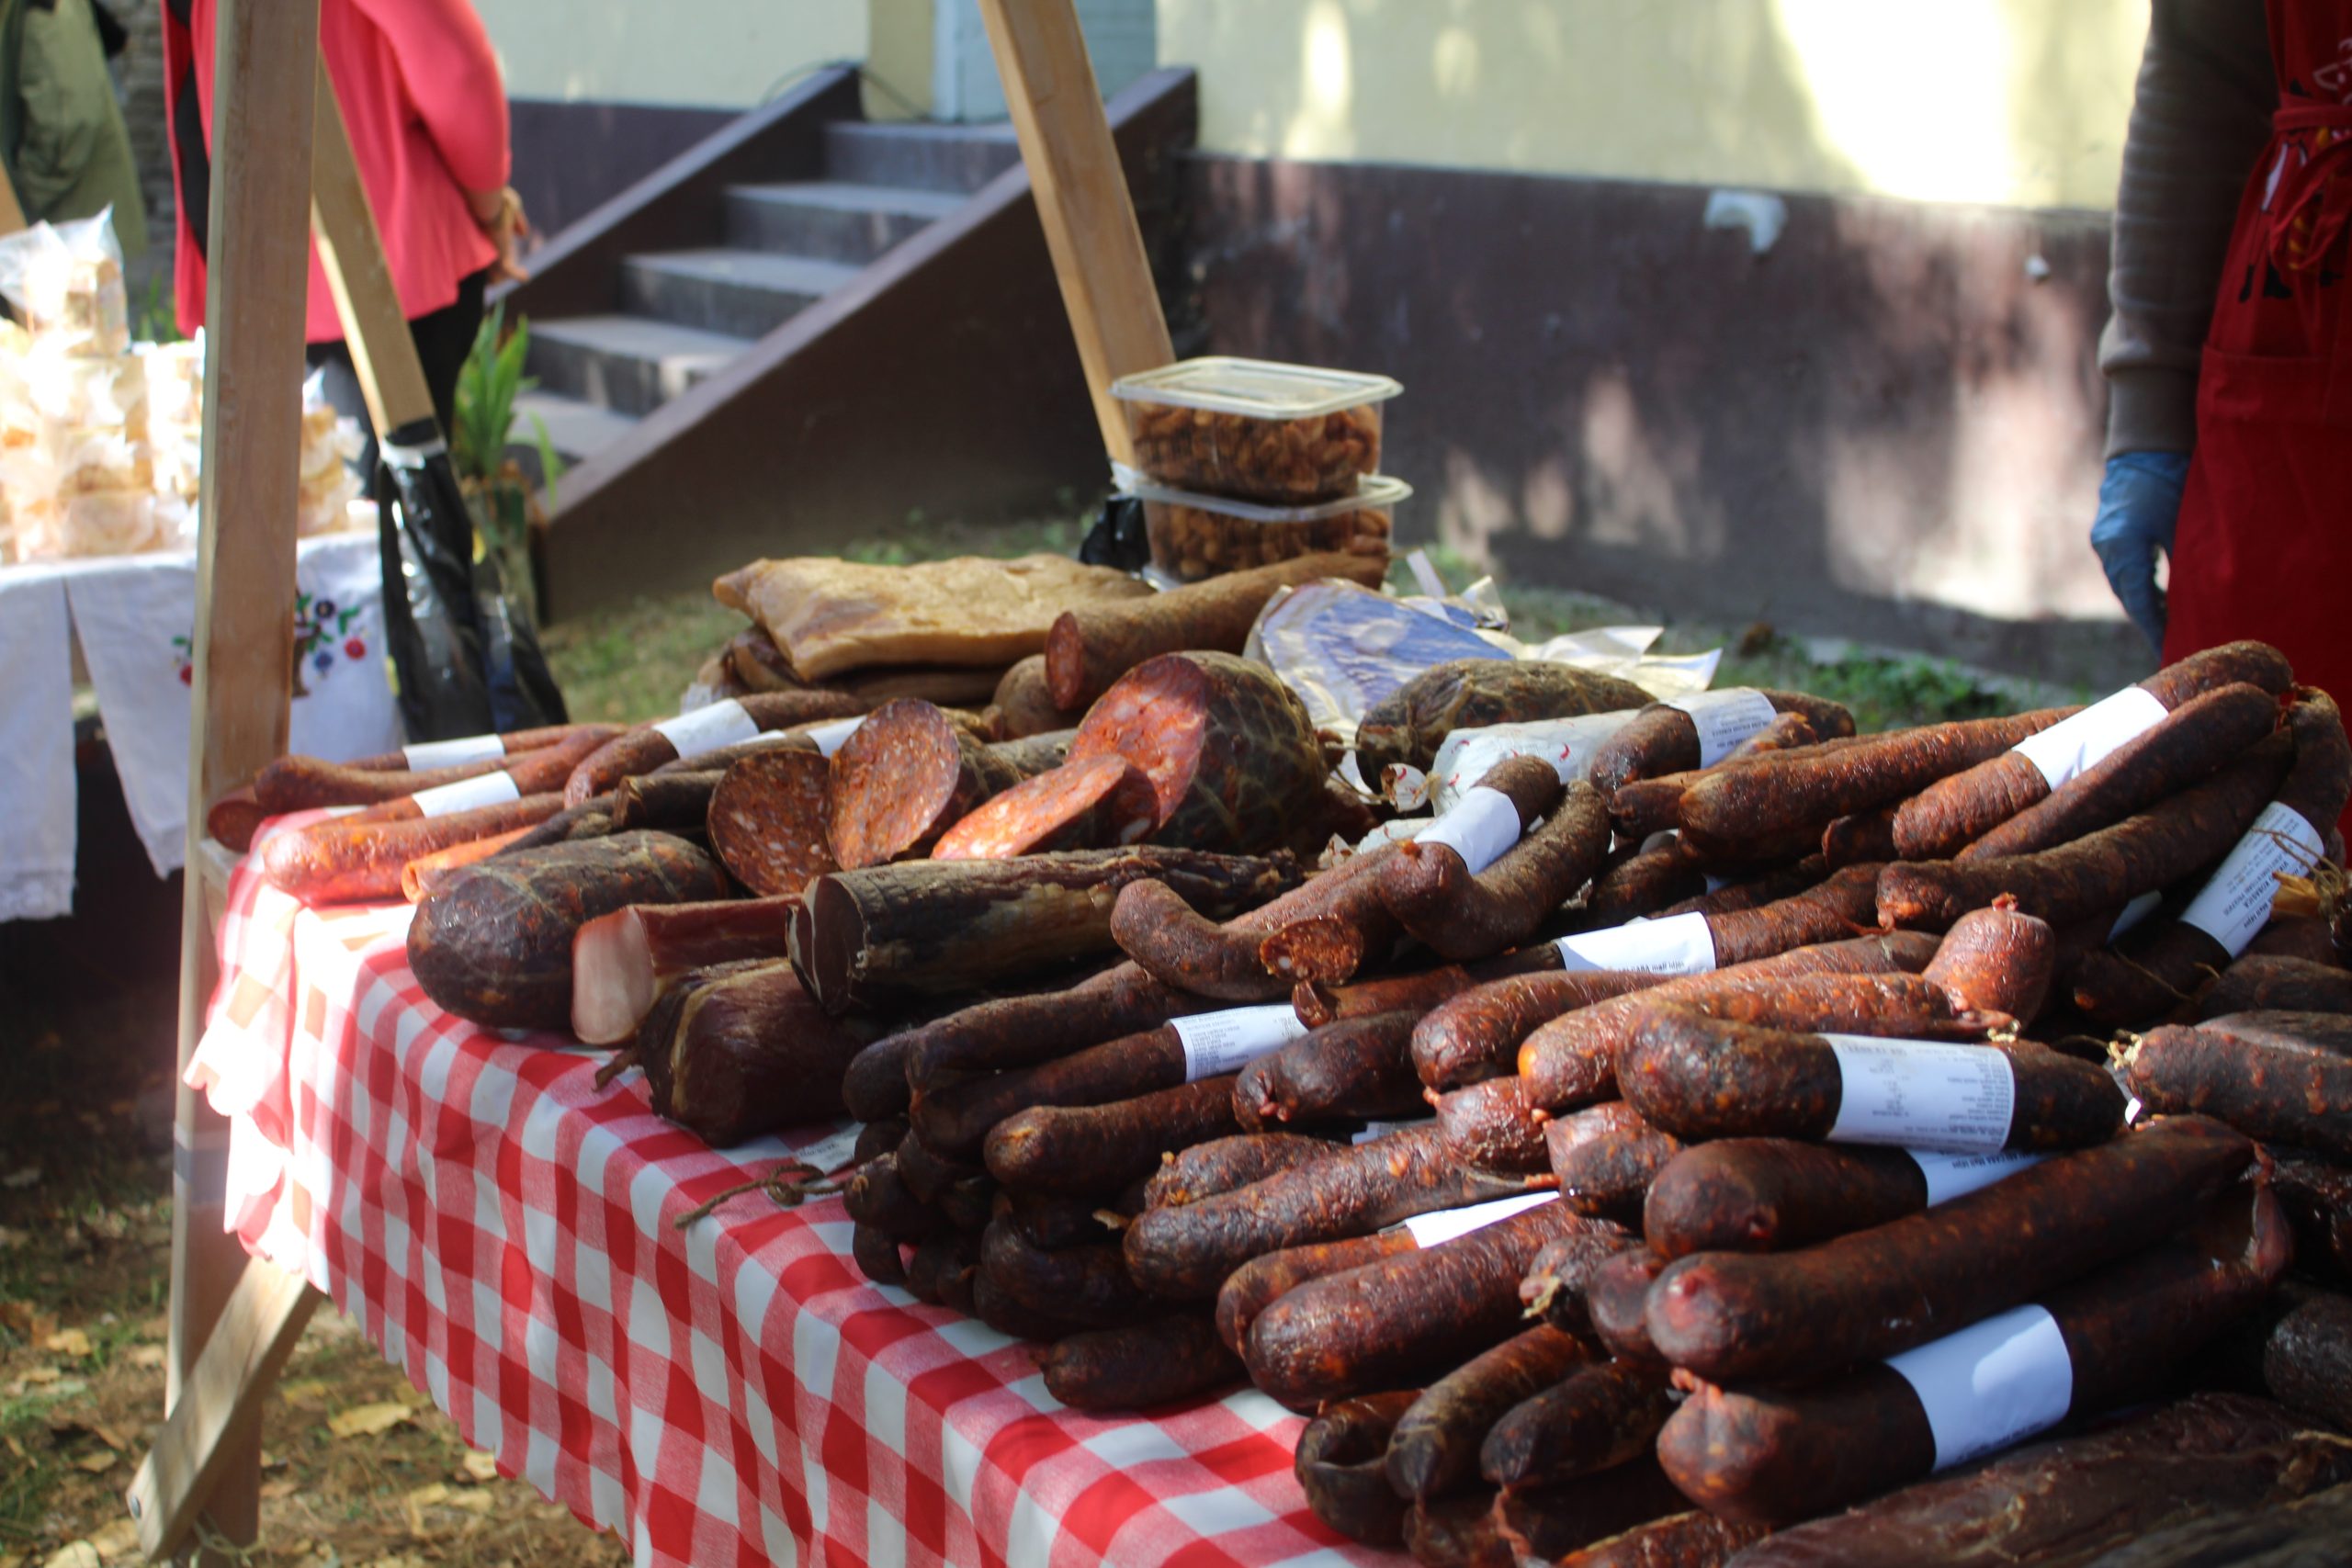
[2090,451,2189,656]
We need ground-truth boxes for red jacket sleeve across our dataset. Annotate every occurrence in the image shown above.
[346,0,512,193]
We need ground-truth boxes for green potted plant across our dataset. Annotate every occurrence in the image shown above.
[450,302,560,624]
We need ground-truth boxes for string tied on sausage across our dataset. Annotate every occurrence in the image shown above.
[673,1156,848,1228]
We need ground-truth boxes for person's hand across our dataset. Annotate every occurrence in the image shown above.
[468,186,532,285]
[2089,450,2189,656]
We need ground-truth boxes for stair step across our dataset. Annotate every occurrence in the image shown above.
[725,180,964,264]
[525,315,748,417]
[619,248,860,338]
[510,389,639,468]
[822,119,1022,194]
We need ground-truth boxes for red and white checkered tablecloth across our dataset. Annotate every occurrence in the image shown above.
[187,829,1392,1568]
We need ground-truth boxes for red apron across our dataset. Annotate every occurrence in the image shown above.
[2164,3,2352,755]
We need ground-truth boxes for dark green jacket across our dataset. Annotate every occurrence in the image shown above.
[0,0,147,259]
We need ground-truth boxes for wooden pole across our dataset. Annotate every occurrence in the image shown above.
[974,0,1171,465]
[164,1,321,1561]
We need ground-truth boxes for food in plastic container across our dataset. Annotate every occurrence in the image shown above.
[1133,471,1408,582]
[1111,356,1400,504]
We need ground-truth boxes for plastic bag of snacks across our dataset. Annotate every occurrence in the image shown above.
[0,210,129,357]
[296,369,364,536]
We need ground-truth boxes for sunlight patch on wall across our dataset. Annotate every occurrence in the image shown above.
[1283,0,1360,159]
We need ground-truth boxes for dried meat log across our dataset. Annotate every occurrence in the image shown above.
[1922,897,2058,1023]
[497,795,616,852]
[1044,551,1389,709]
[2199,954,2352,1019]
[1414,971,1667,1091]
[1877,731,2294,931]
[1675,708,2078,850]
[1547,1102,1684,1224]
[970,1268,1091,1341]
[842,1153,946,1241]
[1513,933,1944,1110]
[1479,1359,1676,1491]
[929,754,1159,860]
[852,1224,907,1286]
[1114,855,1391,1002]
[1578,842,1709,926]
[2120,1010,2352,1158]
[1144,1132,1345,1210]
[1642,1139,2003,1260]
[569,902,799,1048]
[607,770,720,833]
[1589,691,1856,795]
[1661,1186,2297,1529]
[1123,1123,1545,1298]
[1892,646,2290,860]
[338,731,623,825]
[1069,650,1334,854]
[1584,1248,1668,1366]
[399,829,537,901]
[904,1231,982,1310]
[1244,1197,1579,1406]
[794,847,1302,1012]
[2244,914,2341,965]
[407,831,729,1030]
[635,961,870,1145]
[1036,1316,1241,1411]
[1355,660,1654,780]
[2250,1281,2352,1432]
[1520,1222,1640,1337]
[2078,1482,2352,1568]
[1214,1230,1419,1357]
[1547,1511,1770,1568]
[978,1219,1148,1327]
[989,655,1085,741]
[1433,1076,1552,1173]
[1644,1114,2250,1385]
[2268,1147,2352,1282]
[1235,1010,1425,1128]
[565,693,871,806]
[1616,1008,2109,1148]
[983,1076,1243,1197]
[1378,783,1613,962]
[1296,1391,1419,1547]
[893,962,1208,1095]
[1959,680,2288,863]
[252,725,617,811]
[261,793,571,904]
[705,749,837,897]
[1387,1325,1596,1503]
[1405,1491,1511,1568]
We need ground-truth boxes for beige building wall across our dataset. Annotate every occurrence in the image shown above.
[473,0,870,107]
[1159,0,2147,211]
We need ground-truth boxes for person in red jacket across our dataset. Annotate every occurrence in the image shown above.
[2094,1,2349,703]
[159,0,527,435]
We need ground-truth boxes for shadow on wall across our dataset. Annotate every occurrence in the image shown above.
[1176,0,2145,687]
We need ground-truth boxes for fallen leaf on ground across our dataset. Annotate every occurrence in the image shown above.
[125,1345,164,1371]
[460,1450,499,1482]
[0,1300,54,1341]
[85,1519,138,1562]
[261,1478,298,1500]
[404,1483,448,1535]
[277,1378,330,1404]
[1,1550,22,1568]
[135,1315,165,1341]
[446,1487,494,1513]
[74,1450,119,1474]
[17,1365,61,1386]
[44,1327,92,1358]
[40,1543,98,1568]
[326,1401,413,1438]
[91,1423,130,1451]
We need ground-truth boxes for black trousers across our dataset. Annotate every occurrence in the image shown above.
[302,266,489,458]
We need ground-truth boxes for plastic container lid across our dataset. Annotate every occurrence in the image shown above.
[1109,356,1404,420]
[1114,465,1412,522]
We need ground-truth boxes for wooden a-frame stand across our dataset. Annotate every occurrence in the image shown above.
[130,0,1170,1559]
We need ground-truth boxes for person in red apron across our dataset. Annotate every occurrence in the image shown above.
[2095,2,2351,730]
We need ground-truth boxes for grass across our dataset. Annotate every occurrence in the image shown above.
[544,524,2044,731]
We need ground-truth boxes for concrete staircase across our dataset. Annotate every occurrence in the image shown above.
[516,121,1021,466]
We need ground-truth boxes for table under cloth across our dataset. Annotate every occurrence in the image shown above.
[186,837,1384,1568]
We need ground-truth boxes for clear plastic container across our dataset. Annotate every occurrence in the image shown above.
[1111,356,1402,504]
[1128,470,1409,583]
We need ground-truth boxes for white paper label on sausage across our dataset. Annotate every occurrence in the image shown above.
[411,770,522,818]
[402,733,505,769]
[652,698,763,761]
[1172,1005,1311,1082]
[1400,1191,1555,1248]
[1424,712,1642,814]
[1664,688,1780,765]
[2011,686,2168,791]
[2178,800,2326,956]
[1416,785,1522,874]
[1885,1303,2074,1470]
[2109,891,2163,942]
[1905,1148,2044,1207]
[803,716,865,758]
[1351,1117,1434,1145]
[1823,1037,2016,1152]
[1556,911,1718,975]
[790,1122,864,1175]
